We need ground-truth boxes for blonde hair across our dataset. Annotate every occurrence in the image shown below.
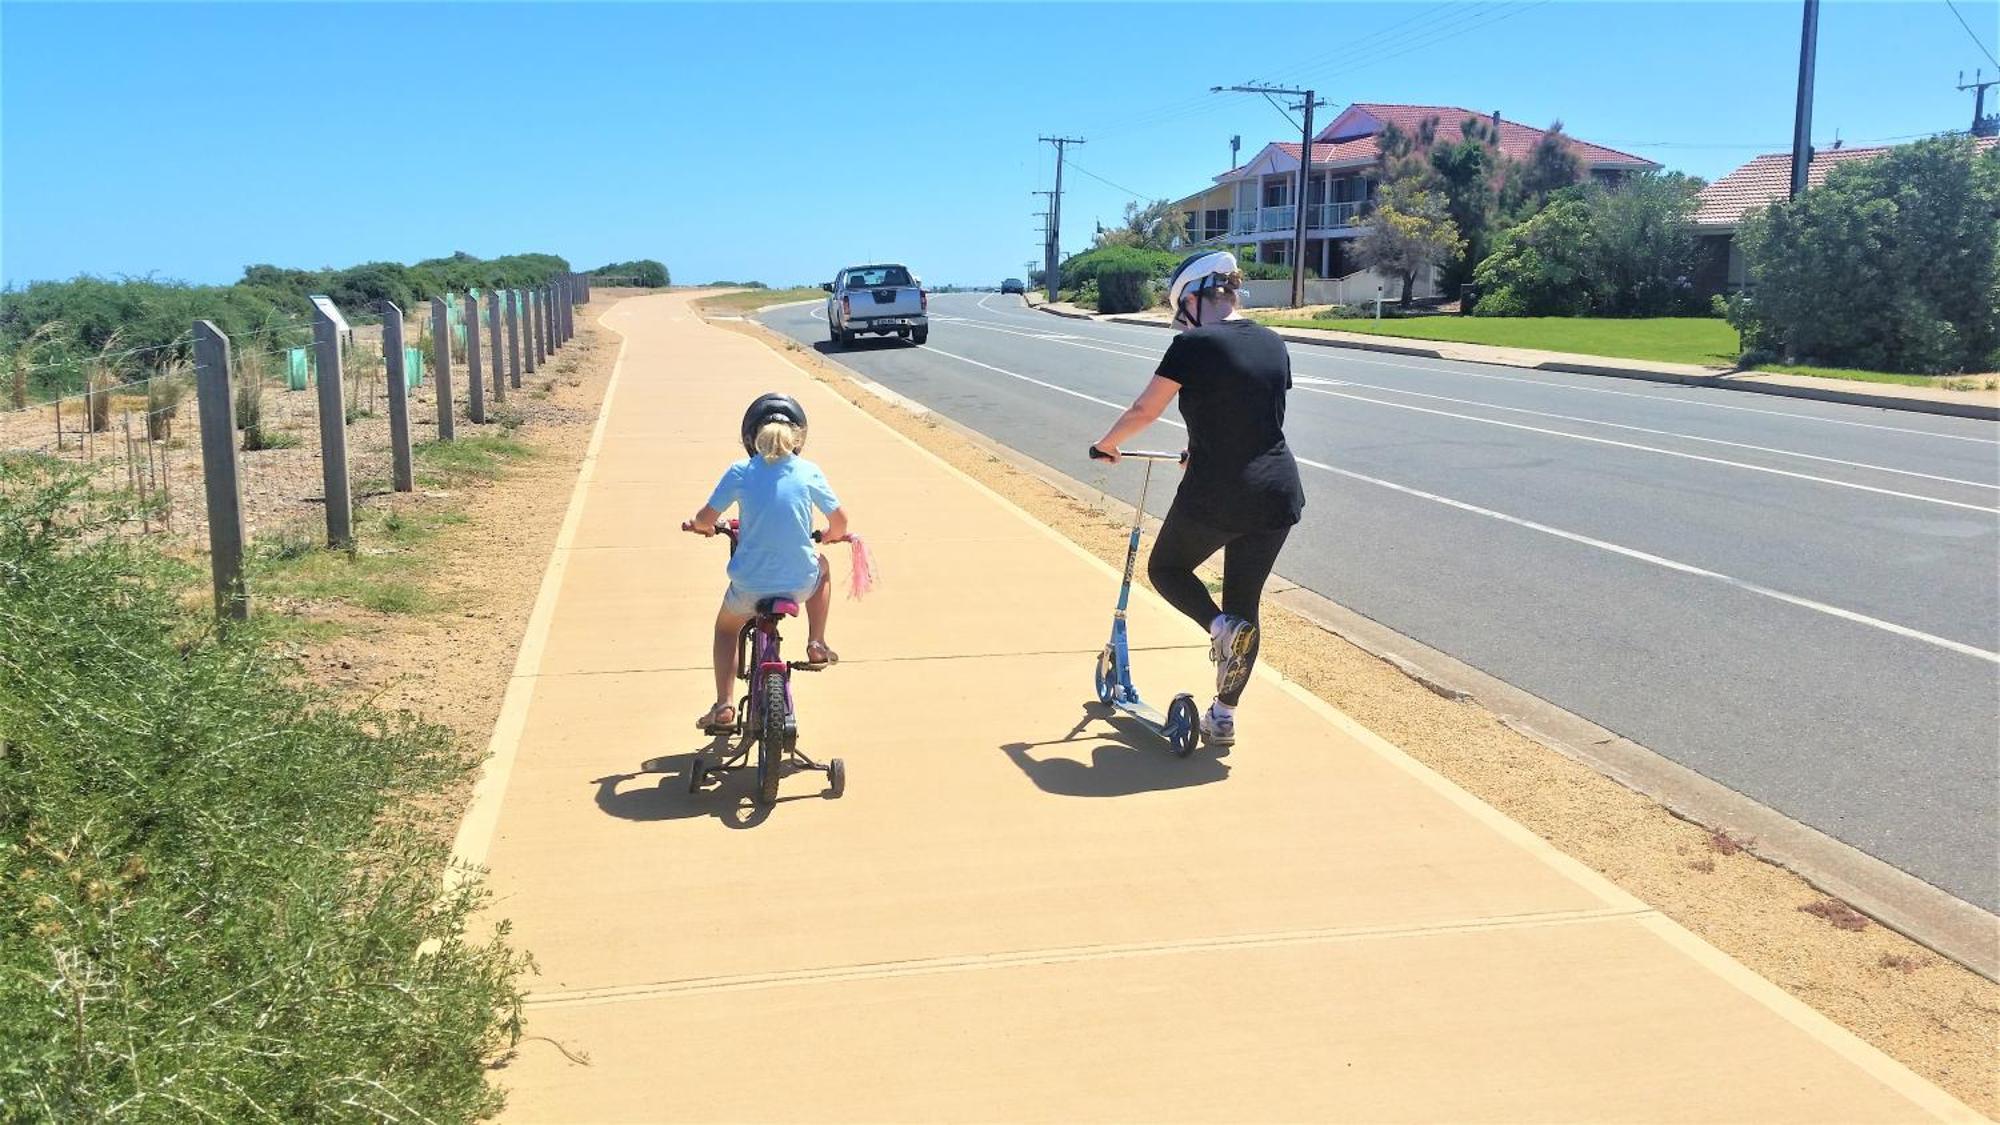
[754,419,803,463]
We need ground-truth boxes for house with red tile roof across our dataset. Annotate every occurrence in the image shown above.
[1172,102,1658,287]
[1690,136,2000,295]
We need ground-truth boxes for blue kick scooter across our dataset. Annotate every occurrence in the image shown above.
[1088,447,1201,757]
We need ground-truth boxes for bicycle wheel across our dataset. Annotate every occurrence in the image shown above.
[756,670,786,806]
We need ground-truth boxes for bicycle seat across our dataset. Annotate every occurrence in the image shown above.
[756,596,800,617]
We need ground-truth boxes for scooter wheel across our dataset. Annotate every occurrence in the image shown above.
[827,758,846,799]
[1166,694,1200,758]
[1093,646,1117,706]
[687,756,707,792]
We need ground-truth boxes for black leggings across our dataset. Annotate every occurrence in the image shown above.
[1146,509,1291,705]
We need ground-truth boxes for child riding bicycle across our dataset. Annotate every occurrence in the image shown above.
[684,393,849,731]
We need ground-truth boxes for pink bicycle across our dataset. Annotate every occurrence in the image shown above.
[684,519,846,804]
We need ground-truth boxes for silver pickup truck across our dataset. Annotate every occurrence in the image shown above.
[823,263,928,347]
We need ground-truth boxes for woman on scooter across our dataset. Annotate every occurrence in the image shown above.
[685,393,849,731]
[1089,250,1304,745]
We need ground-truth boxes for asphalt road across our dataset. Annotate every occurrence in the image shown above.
[761,293,2000,911]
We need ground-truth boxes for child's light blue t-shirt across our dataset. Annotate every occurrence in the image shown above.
[706,455,841,595]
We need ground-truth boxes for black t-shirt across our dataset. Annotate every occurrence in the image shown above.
[1154,319,1305,532]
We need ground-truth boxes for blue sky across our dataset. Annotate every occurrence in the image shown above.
[3,1,1994,289]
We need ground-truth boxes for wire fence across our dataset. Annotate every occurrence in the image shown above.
[2,275,596,619]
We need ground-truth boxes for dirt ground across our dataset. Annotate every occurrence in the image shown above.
[713,310,2000,1116]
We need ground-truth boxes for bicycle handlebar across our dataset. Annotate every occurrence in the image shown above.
[683,520,848,545]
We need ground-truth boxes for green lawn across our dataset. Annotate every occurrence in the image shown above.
[694,287,825,314]
[1253,314,1742,367]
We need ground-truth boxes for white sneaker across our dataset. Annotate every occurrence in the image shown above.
[1201,703,1236,746]
[1213,616,1258,699]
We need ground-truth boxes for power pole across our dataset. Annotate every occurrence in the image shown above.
[1960,70,2000,137]
[1789,0,1820,200]
[1039,136,1085,302]
[1215,84,1327,307]
[1031,190,1056,289]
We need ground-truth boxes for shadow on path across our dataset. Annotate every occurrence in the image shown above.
[1001,703,1230,798]
[591,736,833,830]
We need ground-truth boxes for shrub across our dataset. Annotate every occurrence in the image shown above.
[0,461,526,1120]
[1097,266,1153,314]
[1474,173,1701,317]
[1730,137,2000,373]
[589,259,671,287]
[1058,246,1179,294]
[1240,259,1297,280]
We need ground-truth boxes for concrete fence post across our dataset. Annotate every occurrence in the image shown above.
[534,285,547,358]
[463,291,486,423]
[379,301,415,492]
[192,320,249,621]
[506,289,523,389]
[430,296,455,441]
[541,284,555,355]
[487,290,506,403]
[563,276,575,340]
[311,300,354,547]
[524,286,540,376]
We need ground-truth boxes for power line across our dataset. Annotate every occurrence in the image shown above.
[1944,0,2000,68]
[1065,161,1149,200]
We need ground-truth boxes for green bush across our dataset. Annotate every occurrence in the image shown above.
[1239,259,1297,281]
[1729,137,2000,374]
[1472,173,1701,318]
[0,459,526,1120]
[1058,246,1179,294]
[1097,266,1153,314]
[3,251,589,402]
[589,259,671,287]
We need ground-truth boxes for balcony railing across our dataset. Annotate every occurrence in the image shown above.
[1224,201,1372,237]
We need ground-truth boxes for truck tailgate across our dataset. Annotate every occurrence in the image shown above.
[847,286,922,318]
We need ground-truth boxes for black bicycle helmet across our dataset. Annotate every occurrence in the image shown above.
[741,392,808,455]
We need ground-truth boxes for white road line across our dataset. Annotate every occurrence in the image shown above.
[1299,386,1997,514]
[1296,455,2000,666]
[939,317,1995,501]
[1296,380,1998,490]
[922,345,1999,664]
[949,306,2000,445]
[1283,344,2000,446]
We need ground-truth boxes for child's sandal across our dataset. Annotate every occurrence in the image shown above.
[806,641,839,666]
[696,703,737,732]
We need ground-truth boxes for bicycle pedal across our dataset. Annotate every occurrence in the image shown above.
[789,660,829,672]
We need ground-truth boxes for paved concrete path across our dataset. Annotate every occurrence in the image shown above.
[465,293,1977,1122]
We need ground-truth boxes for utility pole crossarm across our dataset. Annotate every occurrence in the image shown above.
[1213,83,1328,308]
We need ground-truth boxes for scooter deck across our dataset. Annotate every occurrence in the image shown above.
[1110,699,1170,730]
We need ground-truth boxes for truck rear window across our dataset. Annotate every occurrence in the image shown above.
[844,267,912,288]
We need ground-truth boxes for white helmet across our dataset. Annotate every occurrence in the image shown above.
[1164,250,1240,325]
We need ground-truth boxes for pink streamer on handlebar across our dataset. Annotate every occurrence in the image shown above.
[845,534,878,600]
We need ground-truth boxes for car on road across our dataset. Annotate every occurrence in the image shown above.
[1000,278,1026,295]
[823,263,927,347]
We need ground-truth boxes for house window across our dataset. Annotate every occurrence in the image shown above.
[1206,208,1230,238]
[1264,179,1288,207]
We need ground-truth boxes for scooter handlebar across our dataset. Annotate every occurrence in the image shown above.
[1092,447,1185,463]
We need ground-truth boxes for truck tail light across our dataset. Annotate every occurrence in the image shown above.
[920,289,928,311]
[840,296,850,316]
